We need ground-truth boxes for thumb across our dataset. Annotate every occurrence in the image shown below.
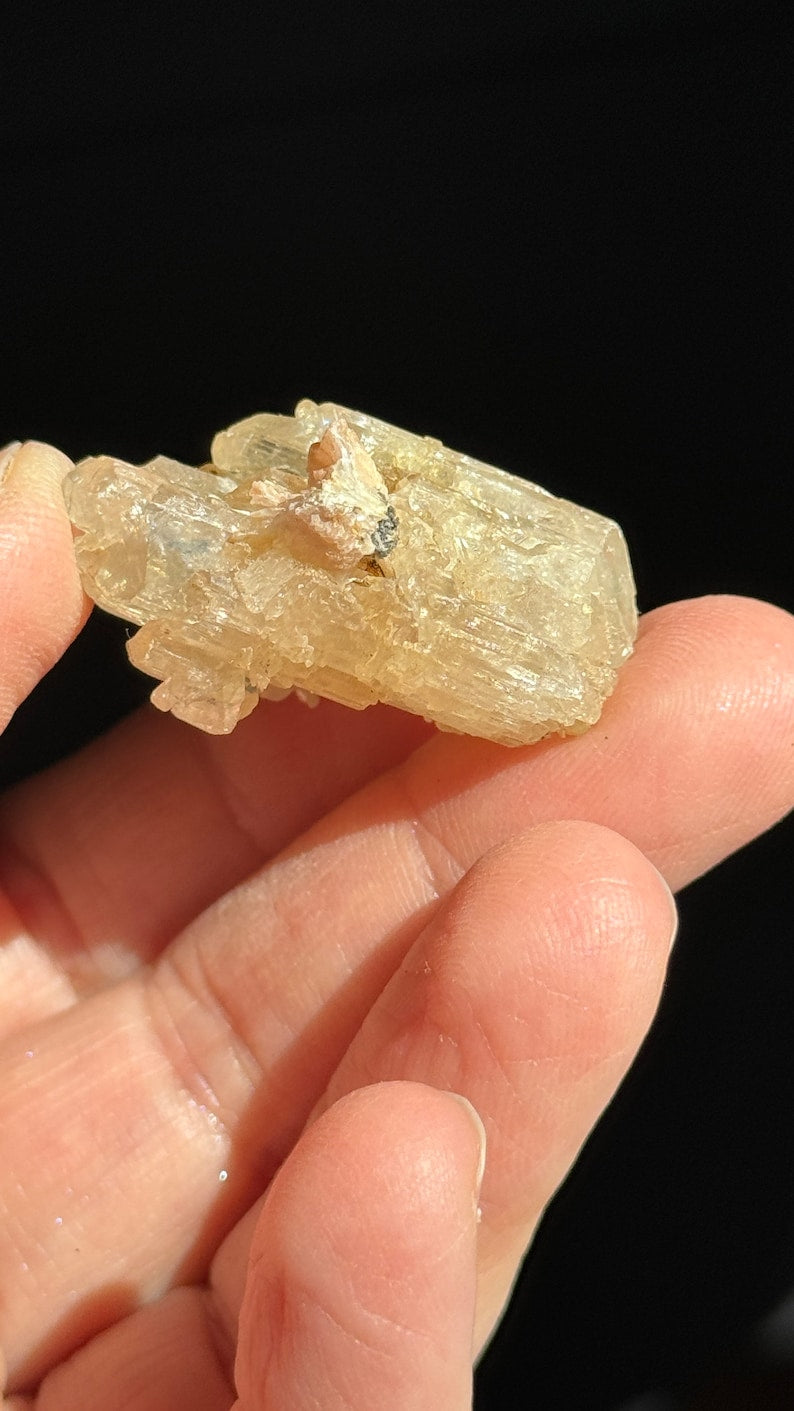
[234,1081,485,1411]
[0,441,89,734]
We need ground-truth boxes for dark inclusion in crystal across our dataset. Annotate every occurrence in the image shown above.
[371,504,399,558]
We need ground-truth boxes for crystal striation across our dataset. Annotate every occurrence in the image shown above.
[62,400,637,745]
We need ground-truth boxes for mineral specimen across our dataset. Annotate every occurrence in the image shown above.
[62,400,637,745]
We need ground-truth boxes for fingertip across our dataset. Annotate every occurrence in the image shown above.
[0,441,90,729]
[461,819,679,968]
[264,1081,484,1277]
[641,591,794,642]
[236,1082,480,1411]
[374,822,678,1129]
[2,440,72,510]
[632,595,794,884]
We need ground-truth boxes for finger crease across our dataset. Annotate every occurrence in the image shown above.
[396,777,467,901]
[0,826,85,961]
[188,731,270,875]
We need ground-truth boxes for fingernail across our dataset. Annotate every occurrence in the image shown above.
[657,870,679,954]
[449,1092,487,1196]
[0,442,22,491]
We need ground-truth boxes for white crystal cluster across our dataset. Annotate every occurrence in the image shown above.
[62,400,637,744]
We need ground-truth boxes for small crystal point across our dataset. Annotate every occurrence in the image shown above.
[63,401,637,745]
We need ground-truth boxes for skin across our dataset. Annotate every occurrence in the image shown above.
[0,440,792,1409]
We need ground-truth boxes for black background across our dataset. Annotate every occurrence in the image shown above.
[1,2,792,1406]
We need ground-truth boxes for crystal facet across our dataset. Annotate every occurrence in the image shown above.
[62,400,637,745]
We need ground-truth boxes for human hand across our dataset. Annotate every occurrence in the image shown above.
[1,441,792,1410]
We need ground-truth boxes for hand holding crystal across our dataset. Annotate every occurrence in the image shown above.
[0,438,792,1409]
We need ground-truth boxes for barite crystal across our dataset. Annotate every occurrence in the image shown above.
[62,400,637,745]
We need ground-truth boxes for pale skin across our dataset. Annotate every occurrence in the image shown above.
[0,441,792,1409]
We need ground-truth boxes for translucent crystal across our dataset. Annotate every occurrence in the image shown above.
[62,400,637,745]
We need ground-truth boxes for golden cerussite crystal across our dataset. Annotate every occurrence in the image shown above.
[62,400,637,744]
